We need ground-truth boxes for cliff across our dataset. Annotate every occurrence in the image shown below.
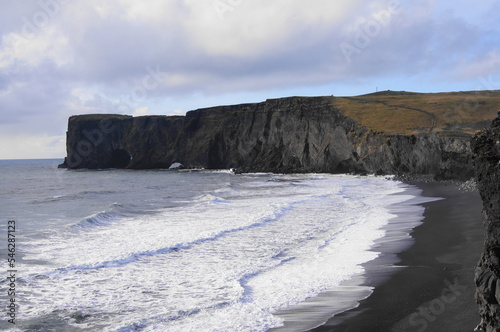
[473,112,500,332]
[59,95,478,180]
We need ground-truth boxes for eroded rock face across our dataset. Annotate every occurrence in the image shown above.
[473,113,500,332]
[60,96,474,180]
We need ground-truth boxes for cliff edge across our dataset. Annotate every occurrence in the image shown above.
[473,112,500,332]
[59,95,479,179]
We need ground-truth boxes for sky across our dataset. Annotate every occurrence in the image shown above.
[0,0,499,159]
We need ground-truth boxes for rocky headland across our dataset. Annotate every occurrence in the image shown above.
[59,91,500,180]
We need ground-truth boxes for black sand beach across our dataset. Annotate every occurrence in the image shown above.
[310,181,484,332]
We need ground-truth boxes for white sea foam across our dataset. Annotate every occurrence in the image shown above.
[14,174,420,332]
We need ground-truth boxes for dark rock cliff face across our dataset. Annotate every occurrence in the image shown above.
[473,112,500,332]
[60,96,474,180]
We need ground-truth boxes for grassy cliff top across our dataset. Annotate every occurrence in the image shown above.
[333,90,500,135]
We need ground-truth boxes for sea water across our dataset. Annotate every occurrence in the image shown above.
[0,159,426,331]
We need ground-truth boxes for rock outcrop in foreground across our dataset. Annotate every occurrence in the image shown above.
[60,96,475,179]
[473,112,500,332]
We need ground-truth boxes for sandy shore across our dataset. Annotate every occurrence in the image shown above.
[309,181,485,332]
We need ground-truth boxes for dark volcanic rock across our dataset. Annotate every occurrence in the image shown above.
[473,112,500,332]
[60,96,474,180]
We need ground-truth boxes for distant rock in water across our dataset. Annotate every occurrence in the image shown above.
[59,95,488,180]
[472,112,500,331]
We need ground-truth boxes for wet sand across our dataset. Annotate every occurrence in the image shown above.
[310,181,484,332]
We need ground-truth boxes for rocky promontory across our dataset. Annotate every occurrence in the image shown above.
[60,93,494,180]
[473,112,500,331]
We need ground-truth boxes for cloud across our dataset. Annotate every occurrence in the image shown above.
[4,0,493,96]
[183,0,363,57]
[457,50,500,81]
[0,131,65,159]
[0,29,70,72]
[132,107,150,117]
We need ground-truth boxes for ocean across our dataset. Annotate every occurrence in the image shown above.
[0,159,429,331]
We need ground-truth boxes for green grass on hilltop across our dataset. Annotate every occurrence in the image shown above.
[333,90,500,135]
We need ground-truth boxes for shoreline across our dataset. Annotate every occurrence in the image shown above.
[268,180,442,331]
[308,181,484,331]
